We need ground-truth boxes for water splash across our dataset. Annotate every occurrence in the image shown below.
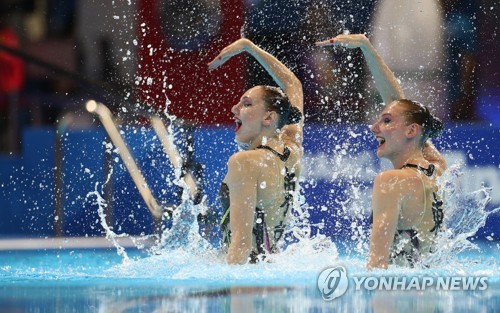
[155,201,212,252]
[421,163,500,268]
[86,184,130,261]
[92,91,497,279]
[101,170,340,281]
[87,182,162,265]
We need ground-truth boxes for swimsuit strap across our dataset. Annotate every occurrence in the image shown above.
[401,163,435,177]
[256,145,290,162]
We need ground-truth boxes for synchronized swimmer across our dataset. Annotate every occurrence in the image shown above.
[317,34,446,269]
[203,34,446,269]
[209,38,304,265]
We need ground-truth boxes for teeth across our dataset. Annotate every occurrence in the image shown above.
[376,137,385,145]
[234,118,242,132]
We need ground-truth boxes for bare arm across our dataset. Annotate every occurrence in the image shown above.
[210,38,304,148]
[209,38,303,113]
[367,172,401,270]
[422,141,447,173]
[224,152,259,264]
[316,34,404,105]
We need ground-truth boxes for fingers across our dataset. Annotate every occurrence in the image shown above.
[316,34,365,49]
[208,38,252,70]
[315,38,336,47]
[208,55,224,70]
[209,50,237,70]
[316,36,348,47]
[208,45,240,70]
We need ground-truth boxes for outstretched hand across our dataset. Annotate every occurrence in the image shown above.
[209,38,252,70]
[315,34,370,49]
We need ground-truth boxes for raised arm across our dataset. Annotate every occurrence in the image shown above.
[209,38,303,115]
[422,141,447,173]
[316,34,404,105]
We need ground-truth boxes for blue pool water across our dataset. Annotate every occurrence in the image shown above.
[1,238,498,313]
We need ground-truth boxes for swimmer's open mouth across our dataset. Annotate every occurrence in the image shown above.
[376,137,386,146]
[235,118,242,132]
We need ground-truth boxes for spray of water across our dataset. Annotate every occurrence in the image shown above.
[86,183,130,262]
[85,2,498,280]
[421,163,500,268]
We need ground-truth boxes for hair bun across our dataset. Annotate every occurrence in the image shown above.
[287,106,302,125]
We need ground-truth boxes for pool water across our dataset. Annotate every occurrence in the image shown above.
[0,239,498,313]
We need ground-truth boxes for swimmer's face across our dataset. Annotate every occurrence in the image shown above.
[231,86,269,144]
[370,101,412,159]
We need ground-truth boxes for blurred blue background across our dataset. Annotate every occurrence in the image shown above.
[0,124,498,245]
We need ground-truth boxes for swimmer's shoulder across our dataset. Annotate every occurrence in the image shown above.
[225,151,264,185]
[375,169,422,194]
[227,150,265,171]
[376,168,415,180]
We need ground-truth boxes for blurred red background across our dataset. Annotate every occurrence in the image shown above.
[137,0,247,125]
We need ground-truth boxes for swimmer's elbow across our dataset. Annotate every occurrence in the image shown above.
[429,153,447,174]
[286,82,303,111]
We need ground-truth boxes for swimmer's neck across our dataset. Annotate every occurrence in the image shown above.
[248,133,281,150]
[390,147,426,169]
